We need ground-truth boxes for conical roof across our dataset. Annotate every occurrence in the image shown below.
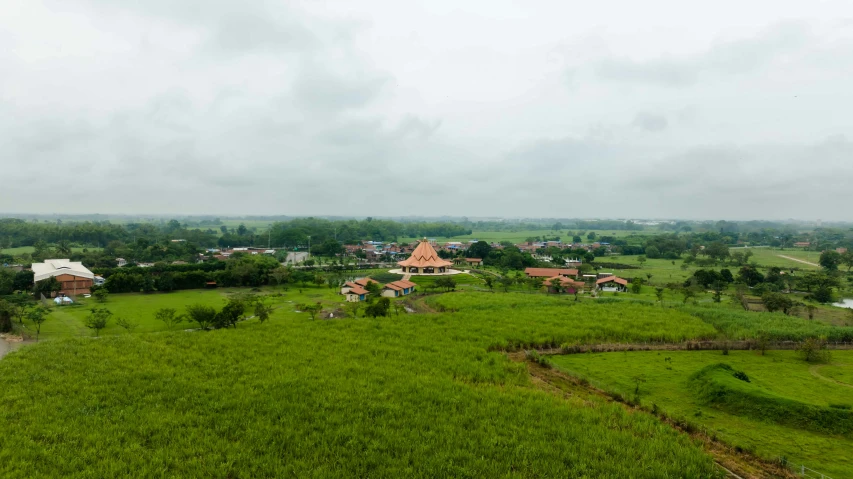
[397,239,453,268]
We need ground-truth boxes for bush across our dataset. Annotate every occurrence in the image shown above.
[797,337,832,363]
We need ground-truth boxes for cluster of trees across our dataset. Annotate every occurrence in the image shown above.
[267,218,473,248]
[462,242,537,270]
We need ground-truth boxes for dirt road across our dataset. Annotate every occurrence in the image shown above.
[777,255,819,267]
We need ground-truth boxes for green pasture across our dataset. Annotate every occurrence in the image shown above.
[0,292,725,478]
[2,246,100,256]
[730,247,821,269]
[552,350,853,477]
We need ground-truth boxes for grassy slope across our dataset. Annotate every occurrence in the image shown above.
[0,293,724,478]
[551,350,853,477]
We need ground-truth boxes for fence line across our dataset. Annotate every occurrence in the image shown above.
[535,340,853,355]
[798,464,832,479]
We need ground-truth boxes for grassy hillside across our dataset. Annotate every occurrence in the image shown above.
[0,292,724,478]
[552,350,853,477]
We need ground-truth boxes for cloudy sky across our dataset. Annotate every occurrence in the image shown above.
[2,1,852,220]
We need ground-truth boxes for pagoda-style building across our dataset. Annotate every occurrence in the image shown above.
[397,239,454,274]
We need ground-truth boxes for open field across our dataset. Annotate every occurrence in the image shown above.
[2,246,101,256]
[0,291,725,478]
[400,229,643,245]
[551,350,853,477]
[729,247,822,270]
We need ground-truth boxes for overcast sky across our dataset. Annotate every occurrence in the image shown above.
[2,1,852,220]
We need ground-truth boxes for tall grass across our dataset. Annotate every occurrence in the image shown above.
[0,292,722,478]
[682,306,853,342]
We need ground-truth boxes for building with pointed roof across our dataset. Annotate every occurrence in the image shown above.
[397,239,454,274]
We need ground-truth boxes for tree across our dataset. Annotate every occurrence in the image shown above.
[812,286,834,304]
[655,287,665,304]
[681,287,696,304]
[712,281,725,303]
[270,267,292,290]
[297,303,322,320]
[93,288,109,303]
[483,276,494,291]
[806,304,817,320]
[467,241,492,259]
[498,276,514,292]
[364,280,381,296]
[842,251,853,272]
[55,240,72,257]
[33,277,61,298]
[797,337,831,363]
[214,299,245,329]
[587,232,596,240]
[26,307,49,341]
[645,246,661,259]
[630,278,643,294]
[185,304,217,330]
[116,317,139,333]
[761,292,796,315]
[155,308,183,328]
[637,256,647,265]
[365,297,391,318]
[736,266,764,287]
[7,293,34,324]
[704,241,730,263]
[819,250,842,271]
[254,300,274,323]
[435,277,456,292]
[85,307,112,336]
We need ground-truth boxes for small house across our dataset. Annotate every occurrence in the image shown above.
[595,276,629,292]
[524,267,578,279]
[381,280,417,298]
[345,286,369,302]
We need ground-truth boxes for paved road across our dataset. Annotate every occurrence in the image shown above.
[777,255,819,267]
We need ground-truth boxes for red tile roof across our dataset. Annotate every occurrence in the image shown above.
[524,268,578,278]
[397,240,453,268]
[596,276,628,286]
[347,286,369,295]
[354,278,380,287]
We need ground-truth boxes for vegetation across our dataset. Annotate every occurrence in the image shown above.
[552,350,853,477]
[0,290,723,478]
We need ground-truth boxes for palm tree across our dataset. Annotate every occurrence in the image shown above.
[56,240,72,257]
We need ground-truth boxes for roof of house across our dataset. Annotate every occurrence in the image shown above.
[31,259,94,282]
[596,276,628,286]
[347,286,369,295]
[385,280,416,290]
[465,257,483,262]
[524,267,578,277]
[354,278,380,287]
[545,276,585,287]
[397,239,453,268]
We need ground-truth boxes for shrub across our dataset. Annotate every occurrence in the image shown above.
[797,337,832,363]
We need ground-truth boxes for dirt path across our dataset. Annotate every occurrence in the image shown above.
[777,255,819,268]
[809,364,853,389]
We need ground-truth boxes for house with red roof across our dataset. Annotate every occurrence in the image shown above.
[595,276,629,292]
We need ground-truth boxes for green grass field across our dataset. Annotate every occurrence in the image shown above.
[400,229,640,245]
[729,247,821,269]
[0,291,725,478]
[2,246,100,256]
[551,350,853,477]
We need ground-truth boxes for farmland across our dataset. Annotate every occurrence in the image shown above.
[0,291,725,478]
[551,350,853,477]
[400,229,640,245]
[2,279,853,477]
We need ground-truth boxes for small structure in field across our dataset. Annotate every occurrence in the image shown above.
[31,259,95,296]
[345,286,370,302]
[545,276,586,294]
[595,276,629,292]
[381,280,417,298]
